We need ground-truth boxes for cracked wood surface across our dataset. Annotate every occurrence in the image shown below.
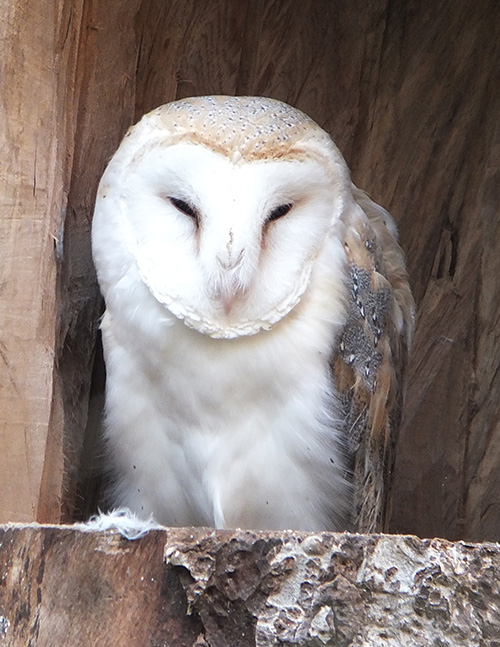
[1,525,499,646]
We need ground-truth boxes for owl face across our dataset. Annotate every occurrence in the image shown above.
[93,97,351,338]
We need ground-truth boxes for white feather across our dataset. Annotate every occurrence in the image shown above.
[76,509,163,539]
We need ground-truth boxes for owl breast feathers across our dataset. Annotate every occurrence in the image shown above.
[92,96,414,533]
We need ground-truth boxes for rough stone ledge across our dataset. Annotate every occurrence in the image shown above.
[0,524,499,646]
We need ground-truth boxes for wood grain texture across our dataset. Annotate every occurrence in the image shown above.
[1,0,500,542]
[0,0,85,522]
[0,525,202,646]
[56,0,141,521]
[1,525,499,646]
[353,0,500,542]
[134,0,248,117]
[234,0,386,158]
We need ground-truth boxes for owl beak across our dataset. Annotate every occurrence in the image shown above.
[213,248,247,315]
[214,274,247,315]
[221,291,239,315]
[213,269,247,317]
[211,282,243,316]
[206,225,249,316]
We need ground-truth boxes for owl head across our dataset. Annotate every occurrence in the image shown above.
[92,96,354,338]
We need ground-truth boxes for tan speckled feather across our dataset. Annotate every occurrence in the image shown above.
[334,187,415,532]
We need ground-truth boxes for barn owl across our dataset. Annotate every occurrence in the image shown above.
[92,96,414,533]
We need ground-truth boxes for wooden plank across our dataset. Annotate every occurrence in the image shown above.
[462,112,500,541]
[0,525,201,646]
[234,0,387,157]
[0,0,142,523]
[0,525,499,646]
[0,0,84,522]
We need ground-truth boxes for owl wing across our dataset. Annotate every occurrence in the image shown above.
[332,186,415,533]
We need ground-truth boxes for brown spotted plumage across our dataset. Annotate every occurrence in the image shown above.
[335,187,414,532]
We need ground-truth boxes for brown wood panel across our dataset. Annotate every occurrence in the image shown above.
[0,0,143,522]
[0,525,201,646]
[0,0,85,522]
[234,0,388,158]
[134,0,248,117]
[2,0,500,541]
[352,0,500,541]
[462,112,500,541]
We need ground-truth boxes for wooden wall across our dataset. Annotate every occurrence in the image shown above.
[1,0,499,541]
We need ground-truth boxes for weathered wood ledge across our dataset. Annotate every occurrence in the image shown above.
[0,524,499,646]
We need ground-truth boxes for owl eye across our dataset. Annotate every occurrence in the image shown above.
[169,196,198,220]
[267,203,293,222]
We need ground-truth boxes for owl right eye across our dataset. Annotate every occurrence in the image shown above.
[169,197,198,220]
[266,202,293,222]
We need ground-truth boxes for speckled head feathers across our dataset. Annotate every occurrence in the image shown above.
[140,95,341,165]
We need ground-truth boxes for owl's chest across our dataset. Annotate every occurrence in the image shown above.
[132,308,344,527]
[103,252,350,529]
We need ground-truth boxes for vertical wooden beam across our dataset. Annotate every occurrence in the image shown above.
[0,1,84,522]
[462,111,500,541]
[0,0,142,522]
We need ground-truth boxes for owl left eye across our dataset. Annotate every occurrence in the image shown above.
[267,203,293,222]
[169,197,198,220]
